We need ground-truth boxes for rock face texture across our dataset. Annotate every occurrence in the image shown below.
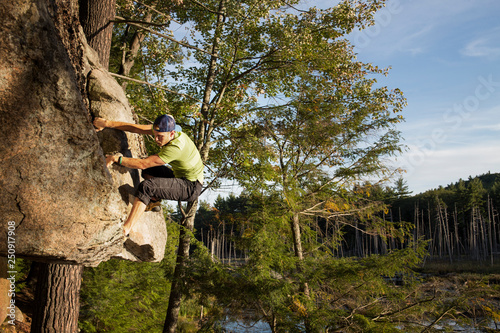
[0,0,167,266]
[85,57,168,263]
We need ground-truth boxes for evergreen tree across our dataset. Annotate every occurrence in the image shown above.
[467,177,486,211]
[79,222,180,332]
[109,1,404,331]
[79,260,169,332]
[190,193,427,332]
[393,177,412,199]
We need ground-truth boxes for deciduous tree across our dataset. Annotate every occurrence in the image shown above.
[110,0,407,331]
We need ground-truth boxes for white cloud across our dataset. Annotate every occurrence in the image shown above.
[394,143,500,193]
[351,0,500,60]
[461,27,500,59]
[350,11,435,57]
[391,25,433,55]
[472,123,500,132]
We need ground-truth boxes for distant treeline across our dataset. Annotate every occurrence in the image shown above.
[388,172,500,264]
[195,172,500,264]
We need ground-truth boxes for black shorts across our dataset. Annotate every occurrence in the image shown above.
[135,166,202,205]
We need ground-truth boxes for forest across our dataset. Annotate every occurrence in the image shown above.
[11,174,500,332]
[196,172,500,266]
[2,0,499,332]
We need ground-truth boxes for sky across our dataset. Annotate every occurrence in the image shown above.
[344,0,500,194]
[203,0,500,202]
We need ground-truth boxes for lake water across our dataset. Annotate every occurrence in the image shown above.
[221,318,498,332]
[221,319,272,332]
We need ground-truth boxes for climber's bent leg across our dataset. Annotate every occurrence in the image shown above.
[124,178,202,234]
[123,197,147,236]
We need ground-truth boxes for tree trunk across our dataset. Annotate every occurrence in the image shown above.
[453,204,460,256]
[442,206,453,263]
[118,15,152,75]
[79,0,117,68]
[31,263,83,333]
[290,213,314,332]
[163,1,225,331]
[195,0,225,158]
[163,200,198,333]
[118,2,157,89]
[427,204,433,257]
[487,196,494,265]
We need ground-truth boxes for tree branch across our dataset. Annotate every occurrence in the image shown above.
[345,298,382,321]
[114,17,171,28]
[133,0,181,24]
[420,306,455,333]
[178,200,187,219]
[283,1,309,13]
[373,293,436,321]
[109,72,202,103]
[188,0,224,15]
[199,146,240,195]
[114,15,229,61]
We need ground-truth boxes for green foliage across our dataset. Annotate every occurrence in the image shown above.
[79,259,170,332]
[410,172,497,211]
[79,221,180,332]
[378,172,498,217]
[393,177,412,199]
[190,193,430,332]
[102,1,437,332]
[111,0,403,183]
[10,258,31,292]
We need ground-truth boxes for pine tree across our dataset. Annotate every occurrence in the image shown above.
[109,0,402,330]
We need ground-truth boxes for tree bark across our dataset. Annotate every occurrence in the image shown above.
[291,214,310,293]
[291,214,304,261]
[163,200,198,333]
[79,0,117,68]
[31,263,83,333]
[290,213,313,332]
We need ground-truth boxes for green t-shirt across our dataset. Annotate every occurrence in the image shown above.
[157,132,204,183]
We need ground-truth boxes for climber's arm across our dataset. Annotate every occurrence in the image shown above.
[93,117,152,135]
[105,154,165,170]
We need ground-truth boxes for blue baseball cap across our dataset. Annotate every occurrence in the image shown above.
[153,114,175,132]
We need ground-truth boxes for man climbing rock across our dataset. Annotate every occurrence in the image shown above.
[93,114,204,236]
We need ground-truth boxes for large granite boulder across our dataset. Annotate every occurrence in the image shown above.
[84,50,168,263]
[0,0,167,267]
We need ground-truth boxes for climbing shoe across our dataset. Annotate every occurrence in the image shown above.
[146,200,161,212]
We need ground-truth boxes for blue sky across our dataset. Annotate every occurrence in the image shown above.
[203,0,500,202]
[342,0,500,194]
